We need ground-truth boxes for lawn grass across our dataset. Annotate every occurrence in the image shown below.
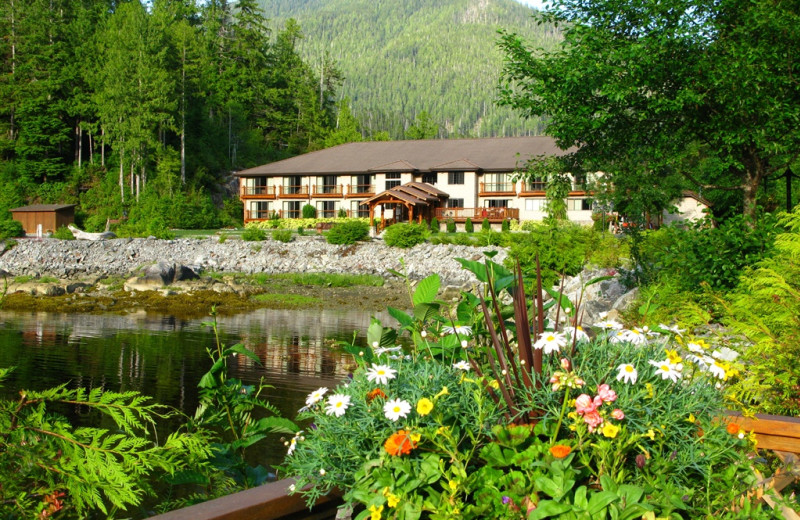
[257,272,385,288]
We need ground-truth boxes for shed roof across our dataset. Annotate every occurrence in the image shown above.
[236,136,571,177]
[9,204,76,212]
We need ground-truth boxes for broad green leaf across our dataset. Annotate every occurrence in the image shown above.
[387,306,414,327]
[528,500,573,519]
[227,343,261,364]
[455,257,489,282]
[413,274,441,305]
[586,490,618,515]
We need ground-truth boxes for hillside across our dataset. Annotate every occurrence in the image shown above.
[259,0,562,139]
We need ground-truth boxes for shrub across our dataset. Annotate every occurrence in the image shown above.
[464,217,473,233]
[0,219,23,240]
[218,232,228,243]
[481,217,490,231]
[326,220,370,245]
[451,233,474,246]
[338,208,347,218]
[383,223,429,248]
[302,204,317,218]
[272,229,293,243]
[242,226,267,241]
[446,219,456,233]
[506,221,593,286]
[476,230,508,247]
[51,226,75,240]
[297,226,305,236]
[430,217,439,233]
[501,218,510,232]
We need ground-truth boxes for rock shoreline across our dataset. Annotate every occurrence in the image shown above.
[0,236,507,288]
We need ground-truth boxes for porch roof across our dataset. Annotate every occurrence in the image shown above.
[360,182,449,207]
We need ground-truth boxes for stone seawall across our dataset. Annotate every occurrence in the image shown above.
[0,237,508,287]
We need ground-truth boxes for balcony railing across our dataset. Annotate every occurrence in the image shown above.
[345,184,375,197]
[312,184,344,197]
[434,207,520,222]
[278,185,309,198]
[479,182,517,196]
[240,185,277,199]
[520,181,547,194]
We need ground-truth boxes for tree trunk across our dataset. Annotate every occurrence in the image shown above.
[180,45,186,185]
[119,145,125,204]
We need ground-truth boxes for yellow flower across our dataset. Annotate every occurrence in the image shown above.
[435,386,449,399]
[386,493,400,508]
[416,398,434,416]
[666,349,682,364]
[435,426,450,436]
[489,379,500,390]
[687,413,696,423]
[645,429,656,441]
[645,383,655,399]
[601,422,620,438]
[369,504,383,520]
[448,480,458,492]
[410,432,421,443]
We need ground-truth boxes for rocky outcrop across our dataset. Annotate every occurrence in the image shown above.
[0,237,507,288]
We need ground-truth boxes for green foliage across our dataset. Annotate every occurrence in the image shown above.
[241,226,267,241]
[446,219,456,233]
[263,272,384,288]
[501,218,510,232]
[254,217,370,231]
[326,220,370,245]
[430,217,439,233]
[405,110,439,139]
[481,217,490,231]
[51,226,75,240]
[383,223,430,248]
[724,208,800,415]
[506,221,594,287]
[499,0,800,218]
[464,218,473,233]
[0,219,24,240]
[302,204,317,218]
[272,229,294,243]
[637,214,779,292]
[0,369,204,517]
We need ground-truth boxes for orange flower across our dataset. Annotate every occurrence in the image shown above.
[367,388,387,402]
[726,422,740,435]
[384,430,418,456]
[549,445,572,458]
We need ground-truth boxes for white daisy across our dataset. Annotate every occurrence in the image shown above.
[324,394,352,417]
[712,347,740,361]
[452,360,471,371]
[533,332,567,355]
[366,363,397,385]
[649,359,682,383]
[686,354,708,367]
[563,326,589,343]
[442,324,472,336]
[374,346,403,356]
[621,328,648,345]
[609,329,628,344]
[305,387,328,406]
[658,323,685,336]
[707,359,727,380]
[383,398,411,421]
[616,363,638,384]
[594,319,624,330]
[286,430,304,456]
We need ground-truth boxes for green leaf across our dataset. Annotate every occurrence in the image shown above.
[585,275,613,287]
[455,257,489,282]
[528,500,573,519]
[586,490,618,515]
[413,274,441,305]
[227,343,261,364]
[388,306,414,327]
[413,302,440,322]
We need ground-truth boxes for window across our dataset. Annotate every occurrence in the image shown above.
[317,201,337,218]
[385,173,401,190]
[284,201,301,219]
[317,175,338,194]
[525,199,546,211]
[249,201,271,219]
[448,171,464,185]
[352,201,369,218]
[284,176,302,195]
[567,198,592,211]
[447,198,464,208]
[526,177,547,192]
[487,199,509,208]
[244,177,268,196]
[484,173,513,193]
[351,174,373,195]
[422,172,437,184]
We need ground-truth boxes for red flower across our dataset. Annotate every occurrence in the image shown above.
[384,430,417,456]
[549,445,572,458]
[367,388,387,402]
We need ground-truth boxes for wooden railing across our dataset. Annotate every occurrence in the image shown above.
[240,185,277,199]
[479,182,517,196]
[434,207,519,222]
[346,184,375,197]
[519,181,547,194]
[312,185,344,197]
[278,185,310,198]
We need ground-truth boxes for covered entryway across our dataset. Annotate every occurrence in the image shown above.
[360,182,449,229]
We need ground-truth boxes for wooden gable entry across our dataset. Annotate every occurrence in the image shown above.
[360,182,449,230]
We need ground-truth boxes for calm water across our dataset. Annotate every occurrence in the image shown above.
[0,307,390,468]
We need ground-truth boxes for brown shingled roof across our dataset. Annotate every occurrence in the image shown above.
[9,204,76,212]
[361,182,449,207]
[235,136,571,177]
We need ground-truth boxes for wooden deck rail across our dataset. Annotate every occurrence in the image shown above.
[146,478,342,520]
[434,207,519,222]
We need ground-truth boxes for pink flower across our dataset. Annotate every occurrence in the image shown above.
[560,358,571,370]
[611,408,625,420]
[597,384,618,403]
[575,394,596,414]
[583,411,604,432]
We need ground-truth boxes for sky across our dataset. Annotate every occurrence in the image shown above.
[516,0,548,10]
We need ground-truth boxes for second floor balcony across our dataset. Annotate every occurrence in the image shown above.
[312,184,344,197]
[479,182,517,196]
[346,184,376,197]
[278,185,310,199]
[240,185,277,199]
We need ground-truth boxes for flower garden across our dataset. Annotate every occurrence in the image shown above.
[281,256,793,519]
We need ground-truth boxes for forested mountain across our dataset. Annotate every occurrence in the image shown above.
[259,0,561,139]
[0,0,346,233]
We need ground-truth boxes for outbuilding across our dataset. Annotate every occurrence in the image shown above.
[9,204,76,235]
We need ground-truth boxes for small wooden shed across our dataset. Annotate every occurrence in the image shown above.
[9,204,76,234]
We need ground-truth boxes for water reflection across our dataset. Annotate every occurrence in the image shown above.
[0,307,393,467]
